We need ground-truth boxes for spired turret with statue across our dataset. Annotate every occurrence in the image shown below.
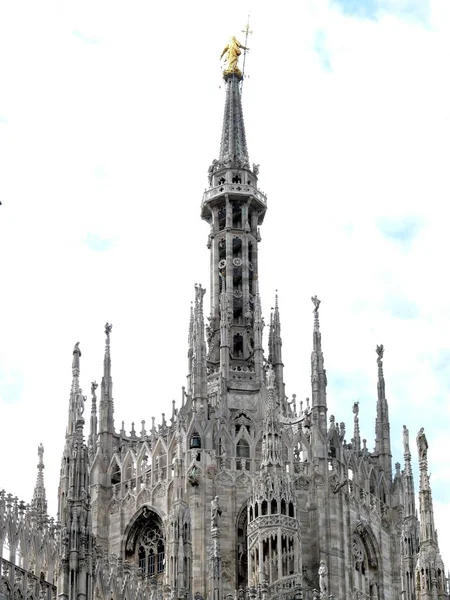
[1,33,448,600]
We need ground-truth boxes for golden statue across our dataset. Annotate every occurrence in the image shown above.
[220,36,248,75]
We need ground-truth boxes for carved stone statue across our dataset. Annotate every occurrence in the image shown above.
[220,36,248,74]
[105,322,113,337]
[318,560,328,593]
[416,427,428,461]
[376,344,384,366]
[38,443,44,462]
[353,401,359,416]
[252,163,260,177]
[311,295,321,313]
[403,425,410,454]
[76,389,86,418]
[211,495,222,529]
[267,364,276,389]
[91,381,98,398]
[208,159,218,186]
[370,579,379,600]
[72,342,81,369]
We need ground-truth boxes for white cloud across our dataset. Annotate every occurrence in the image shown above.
[0,0,449,571]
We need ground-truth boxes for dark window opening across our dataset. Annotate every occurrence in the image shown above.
[261,500,268,515]
[232,173,242,184]
[218,206,226,230]
[190,431,201,449]
[232,204,242,228]
[271,499,278,514]
[111,464,121,485]
[236,438,250,458]
[233,236,242,258]
[218,238,226,260]
[233,333,244,358]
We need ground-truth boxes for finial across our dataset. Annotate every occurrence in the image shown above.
[72,342,81,370]
[403,424,410,454]
[416,427,428,462]
[38,442,44,464]
[376,344,385,400]
[220,35,248,78]
[311,295,321,313]
[105,322,112,339]
[376,344,384,366]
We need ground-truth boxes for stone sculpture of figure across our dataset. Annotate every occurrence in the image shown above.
[38,442,44,462]
[353,401,359,416]
[311,295,321,313]
[370,579,379,600]
[376,344,384,366]
[403,425,410,454]
[76,389,86,418]
[267,364,276,389]
[220,36,248,74]
[416,427,428,461]
[318,560,328,593]
[72,342,81,369]
[91,381,98,398]
[105,322,113,337]
[208,159,218,186]
[211,495,222,529]
[252,163,260,177]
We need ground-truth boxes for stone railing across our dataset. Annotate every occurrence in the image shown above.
[202,183,267,205]
[0,557,56,600]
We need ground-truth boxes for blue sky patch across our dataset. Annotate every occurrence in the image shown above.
[72,30,100,45]
[376,217,422,244]
[314,30,332,72]
[386,296,419,319]
[332,0,379,20]
[84,233,118,251]
[0,367,24,404]
[333,0,430,23]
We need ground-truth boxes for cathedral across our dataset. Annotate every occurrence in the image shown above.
[0,39,448,600]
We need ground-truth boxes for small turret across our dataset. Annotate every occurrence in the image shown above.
[415,428,446,599]
[310,296,328,448]
[99,323,114,435]
[401,425,419,600]
[30,443,48,528]
[58,343,94,600]
[374,345,392,481]
[268,292,285,403]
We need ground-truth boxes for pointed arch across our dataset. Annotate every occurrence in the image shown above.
[235,501,248,590]
[109,454,122,486]
[352,522,380,597]
[123,506,166,579]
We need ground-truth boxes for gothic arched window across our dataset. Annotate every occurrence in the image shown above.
[352,529,379,598]
[125,508,165,578]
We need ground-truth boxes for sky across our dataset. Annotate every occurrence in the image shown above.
[1,0,450,568]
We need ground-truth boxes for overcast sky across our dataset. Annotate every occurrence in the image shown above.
[1,0,450,567]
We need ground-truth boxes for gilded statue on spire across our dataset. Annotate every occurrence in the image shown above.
[220,36,248,76]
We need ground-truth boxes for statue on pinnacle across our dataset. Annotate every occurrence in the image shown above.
[220,36,248,76]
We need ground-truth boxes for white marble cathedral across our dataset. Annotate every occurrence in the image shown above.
[0,38,448,600]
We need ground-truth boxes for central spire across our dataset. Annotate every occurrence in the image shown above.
[201,38,267,396]
[218,36,250,169]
